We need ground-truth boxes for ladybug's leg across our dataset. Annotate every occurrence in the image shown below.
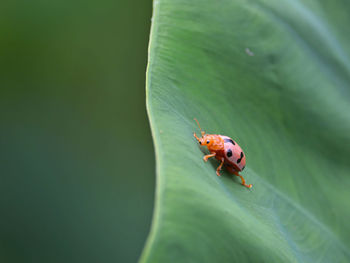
[203,152,216,162]
[216,157,224,176]
[227,166,252,188]
[233,171,252,188]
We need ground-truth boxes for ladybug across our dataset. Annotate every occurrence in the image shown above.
[193,118,252,188]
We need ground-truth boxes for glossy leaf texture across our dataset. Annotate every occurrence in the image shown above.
[141,0,350,262]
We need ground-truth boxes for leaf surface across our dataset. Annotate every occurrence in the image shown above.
[142,0,350,262]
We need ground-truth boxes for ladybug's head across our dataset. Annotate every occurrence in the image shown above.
[194,118,214,147]
[198,135,214,147]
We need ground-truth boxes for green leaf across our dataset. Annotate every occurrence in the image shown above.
[141,0,350,262]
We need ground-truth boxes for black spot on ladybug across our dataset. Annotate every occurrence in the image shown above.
[199,141,201,145]
[227,149,232,157]
[237,152,244,163]
[224,138,235,145]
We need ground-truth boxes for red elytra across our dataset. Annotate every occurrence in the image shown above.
[193,118,252,189]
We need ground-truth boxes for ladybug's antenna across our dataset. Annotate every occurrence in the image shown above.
[194,118,205,136]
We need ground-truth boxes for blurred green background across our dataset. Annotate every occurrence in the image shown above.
[0,1,154,263]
